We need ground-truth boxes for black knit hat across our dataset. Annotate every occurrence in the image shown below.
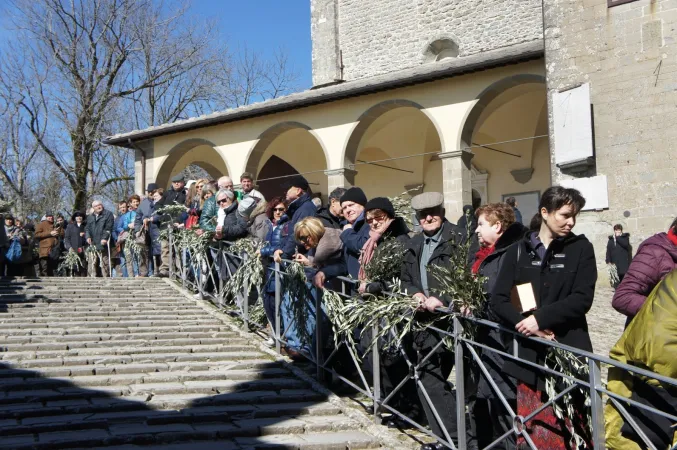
[283,175,310,192]
[365,197,395,218]
[339,187,367,206]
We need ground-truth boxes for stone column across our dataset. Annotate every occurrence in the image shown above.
[324,168,357,193]
[438,149,473,221]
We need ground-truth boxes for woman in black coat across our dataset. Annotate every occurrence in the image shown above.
[64,212,88,276]
[489,186,596,448]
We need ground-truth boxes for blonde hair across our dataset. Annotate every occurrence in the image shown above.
[294,217,326,243]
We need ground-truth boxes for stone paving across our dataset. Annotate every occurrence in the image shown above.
[0,277,392,449]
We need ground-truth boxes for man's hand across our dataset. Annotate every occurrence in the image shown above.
[273,249,283,263]
[516,315,540,336]
[423,296,444,313]
[143,218,150,226]
[100,239,108,246]
[87,238,92,245]
[128,223,135,229]
[313,271,326,289]
[173,222,181,228]
[50,230,58,236]
[216,225,223,233]
[195,229,204,236]
[414,293,427,311]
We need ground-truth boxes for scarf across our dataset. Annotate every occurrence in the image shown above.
[668,228,677,246]
[358,218,393,293]
[472,245,495,275]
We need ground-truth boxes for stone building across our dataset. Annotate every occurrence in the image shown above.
[104,0,676,274]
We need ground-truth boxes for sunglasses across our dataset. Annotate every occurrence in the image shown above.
[274,207,286,212]
[365,214,387,224]
[416,208,442,219]
[217,198,229,204]
[298,235,310,243]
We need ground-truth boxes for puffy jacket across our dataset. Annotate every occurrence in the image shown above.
[34,220,64,258]
[612,232,677,320]
[247,201,271,242]
[199,196,218,232]
[320,213,371,280]
[280,193,317,258]
[316,207,341,230]
[85,210,115,251]
[606,233,631,276]
[260,217,288,258]
[217,202,248,242]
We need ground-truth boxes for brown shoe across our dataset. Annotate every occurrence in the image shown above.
[282,347,307,362]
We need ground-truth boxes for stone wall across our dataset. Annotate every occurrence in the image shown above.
[311,0,543,84]
[544,0,677,276]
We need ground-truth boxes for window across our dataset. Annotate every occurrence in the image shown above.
[422,38,459,63]
[607,0,639,7]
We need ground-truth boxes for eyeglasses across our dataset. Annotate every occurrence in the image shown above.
[366,214,387,224]
[298,235,310,243]
[273,207,286,212]
[217,198,229,204]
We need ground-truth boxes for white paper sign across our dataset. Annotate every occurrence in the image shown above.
[553,84,594,165]
[560,175,609,210]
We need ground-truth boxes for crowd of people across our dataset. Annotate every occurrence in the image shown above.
[1,170,677,450]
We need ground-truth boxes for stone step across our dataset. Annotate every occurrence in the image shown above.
[0,324,231,336]
[1,308,207,316]
[0,331,238,345]
[0,337,243,352]
[0,313,216,323]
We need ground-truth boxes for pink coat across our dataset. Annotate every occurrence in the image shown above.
[612,232,677,319]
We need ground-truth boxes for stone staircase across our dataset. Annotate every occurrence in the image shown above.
[0,277,385,449]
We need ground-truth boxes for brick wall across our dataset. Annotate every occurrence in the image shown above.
[311,0,543,83]
[545,0,677,275]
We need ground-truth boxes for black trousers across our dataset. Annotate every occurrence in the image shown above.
[38,257,56,276]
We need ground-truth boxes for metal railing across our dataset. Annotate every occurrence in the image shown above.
[167,229,677,450]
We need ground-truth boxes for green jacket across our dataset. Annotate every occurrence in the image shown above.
[199,196,218,232]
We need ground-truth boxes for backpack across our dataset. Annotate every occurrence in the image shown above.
[5,238,22,262]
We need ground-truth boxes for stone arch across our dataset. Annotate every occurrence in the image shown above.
[244,121,330,177]
[155,138,231,188]
[460,74,546,150]
[343,99,444,167]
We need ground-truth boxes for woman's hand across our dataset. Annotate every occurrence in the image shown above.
[294,253,310,266]
[516,315,540,336]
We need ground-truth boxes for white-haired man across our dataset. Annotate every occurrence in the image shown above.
[85,200,114,277]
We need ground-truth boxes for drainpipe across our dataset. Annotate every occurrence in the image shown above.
[127,138,146,190]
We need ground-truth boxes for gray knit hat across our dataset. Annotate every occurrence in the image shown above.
[238,196,258,219]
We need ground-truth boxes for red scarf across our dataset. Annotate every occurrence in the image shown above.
[472,245,495,275]
[358,218,394,293]
[668,228,677,246]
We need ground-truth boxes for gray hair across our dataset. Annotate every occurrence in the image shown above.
[328,187,346,202]
[92,200,103,207]
[216,189,234,201]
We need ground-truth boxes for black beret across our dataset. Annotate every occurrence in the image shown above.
[364,197,395,218]
[339,187,367,207]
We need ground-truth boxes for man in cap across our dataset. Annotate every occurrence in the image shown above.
[238,172,264,201]
[273,175,317,262]
[34,211,64,276]
[152,174,187,277]
[400,192,471,450]
[313,187,369,287]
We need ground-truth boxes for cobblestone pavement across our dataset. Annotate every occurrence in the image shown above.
[589,286,626,376]
[0,277,396,449]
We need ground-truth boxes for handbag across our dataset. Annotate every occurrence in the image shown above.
[134,225,148,245]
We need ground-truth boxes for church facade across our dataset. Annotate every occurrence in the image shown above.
[105,0,677,276]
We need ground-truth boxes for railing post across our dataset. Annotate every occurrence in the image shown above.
[588,358,606,449]
[181,248,186,290]
[315,285,325,382]
[454,316,466,450]
[274,262,282,355]
[218,242,224,307]
[242,252,249,331]
[372,322,381,424]
[168,227,174,280]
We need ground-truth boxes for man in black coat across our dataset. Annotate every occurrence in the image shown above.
[85,200,114,277]
[606,224,631,285]
[153,174,186,277]
[316,187,346,230]
[400,192,470,450]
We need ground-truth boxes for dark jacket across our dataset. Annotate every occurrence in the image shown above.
[64,222,87,253]
[261,216,289,294]
[477,222,529,301]
[513,207,523,225]
[218,202,249,242]
[490,232,597,386]
[316,207,342,230]
[199,196,218,232]
[248,202,271,242]
[401,220,464,305]
[153,187,186,229]
[85,210,115,251]
[612,232,677,319]
[320,213,371,280]
[134,198,161,256]
[606,233,631,276]
[280,193,317,258]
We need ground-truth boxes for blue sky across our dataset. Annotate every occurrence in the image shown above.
[192,0,312,89]
[0,0,313,90]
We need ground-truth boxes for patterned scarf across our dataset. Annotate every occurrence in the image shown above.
[358,218,393,293]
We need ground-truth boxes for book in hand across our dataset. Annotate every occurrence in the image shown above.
[510,282,537,315]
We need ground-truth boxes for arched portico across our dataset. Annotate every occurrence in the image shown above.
[155,139,230,188]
